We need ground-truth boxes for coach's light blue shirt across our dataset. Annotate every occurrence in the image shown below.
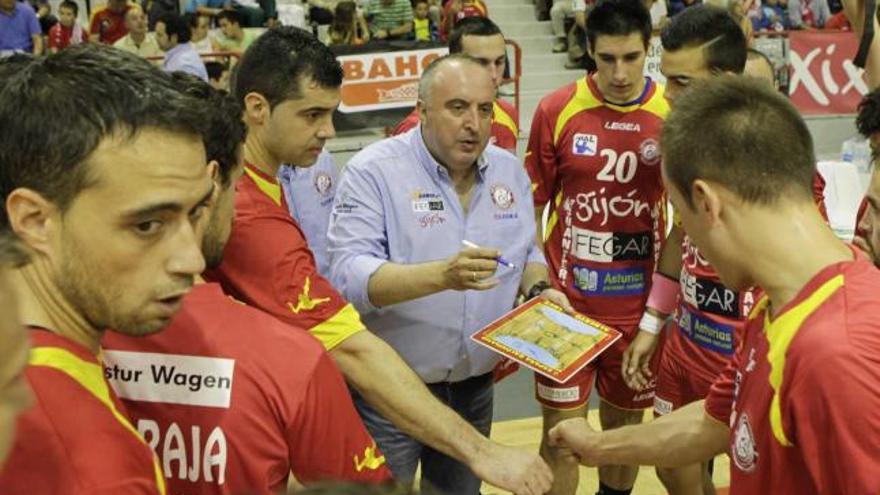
[278,150,338,278]
[328,127,546,384]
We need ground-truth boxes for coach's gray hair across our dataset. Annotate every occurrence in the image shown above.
[417,53,488,105]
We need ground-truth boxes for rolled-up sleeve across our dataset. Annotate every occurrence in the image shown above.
[328,159,389,314]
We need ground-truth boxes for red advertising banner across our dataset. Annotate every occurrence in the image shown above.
[788,30,869,115]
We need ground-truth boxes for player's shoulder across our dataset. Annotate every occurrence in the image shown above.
[639,79,671,120]
[537,79,580,115]
[346,130,418,175]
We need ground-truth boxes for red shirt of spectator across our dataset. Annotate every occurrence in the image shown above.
[441,0,488,39]
[89,1,130,44]
[47,23,87,51]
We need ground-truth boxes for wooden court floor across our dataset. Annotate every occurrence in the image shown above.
[483,413,731,494]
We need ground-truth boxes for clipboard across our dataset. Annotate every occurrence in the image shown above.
[472,297,622,384]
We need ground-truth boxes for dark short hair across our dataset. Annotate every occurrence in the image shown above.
[218,9,243,27]
[448,16,503,54]
[232,26,343,108]
[857,90,880,138]
[158,12,191,43]
[662,75,815,206]
[586,0,652,50]
[170,72,245,187]
[0,45,208,234]
[59,0,78,16]
[205,60,228,81]
[660,5,747,74]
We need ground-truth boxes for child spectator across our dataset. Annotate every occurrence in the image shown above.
[89,0,131,44]
[329,1,370,45]
[186,12,214,54]
[441,0,487,40]
[412,0,439,41]
[47,0,87,53]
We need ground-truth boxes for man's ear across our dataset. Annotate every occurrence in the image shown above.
[5,189,59,259]
[691,179,723,227]
[243,92,270,127]
[416,98,428,123]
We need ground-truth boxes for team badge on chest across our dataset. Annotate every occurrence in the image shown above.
[491,184,515,210]
[572,133,598,156]
[640,138,660,166]
[314,172,333,197]
[733,413,758,473]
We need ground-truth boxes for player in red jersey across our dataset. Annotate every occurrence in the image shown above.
[206,27,552,495]
[103,74,390,493]
[618,8,829,495]
[549,75,880,495]
[0,45,214,494]
[391,16,519,154]
[525,1,670,493]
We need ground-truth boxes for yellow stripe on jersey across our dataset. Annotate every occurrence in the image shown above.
[765,274,844,447]
[244,166,282,207]
[543,189,565,244]
[640,83,671,120]
[30,347,167,495]
[493,101,519,138]
[553,78,602,146]
[310,302,366,351]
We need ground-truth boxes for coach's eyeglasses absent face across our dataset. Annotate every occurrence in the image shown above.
[589,32,648,105]
[245,76,339,169]
[0,263,33,467]
[418,59,494,175]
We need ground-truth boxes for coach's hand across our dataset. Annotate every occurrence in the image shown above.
[621,329,659,392]
[442,247,500,291]
[548,417,601,466]
[470,441,554,495]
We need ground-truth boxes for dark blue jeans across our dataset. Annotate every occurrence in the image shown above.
[352,373,494,495]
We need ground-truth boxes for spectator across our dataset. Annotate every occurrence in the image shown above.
[47,0,87,53]
[328,54,569,493]
[185,0,276,27]
[25,0,55,34]
[141,0,178,29]
[752,0,787,29]
[365,0,413,40]
[205,59,230,89]
[186,12,214,53]
[0,0,42,55]
[441,0,487,40]
[156,11,209,80]
[307,0,338,24]
[89,0,130,44]
[213,9,257,53]
[412,0,439,41]
[329,1,370,45]
[113,7,162,57]
[276,0,306,26]
[669,0,701,16]
[788,0,831,26]
[550,0,586,53]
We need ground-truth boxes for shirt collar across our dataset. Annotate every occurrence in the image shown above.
[410,126,489,184]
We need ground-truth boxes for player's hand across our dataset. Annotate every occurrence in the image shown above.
[442,247,500,291]
[470,441,553,495]
[548,417,601,466]
[540,288,576,315]
[621,329,660,392]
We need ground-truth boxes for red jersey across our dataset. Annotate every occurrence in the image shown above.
[705,253,880,495]
[102,283,390,494]
[204,163,364,351]
[391,98,519,153]
[0,329,165,495]
[440,0,488,39]
[47,22,86,50]
[666,173,828,386]
[525,76,669,327]
[90,5,129,44]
